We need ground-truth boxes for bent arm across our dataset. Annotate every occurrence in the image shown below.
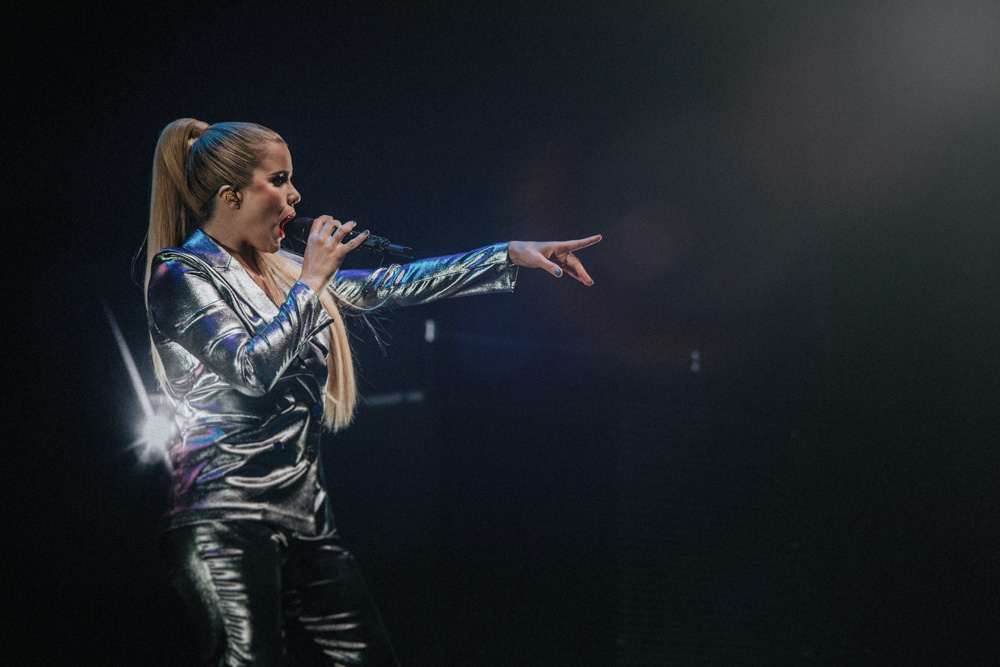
[147,253,333,396]
[330,242,517,311]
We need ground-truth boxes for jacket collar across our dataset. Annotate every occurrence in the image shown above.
[182,228,232,268]
[182,228,280,321]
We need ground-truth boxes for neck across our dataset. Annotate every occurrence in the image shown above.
[225,242,261,275]
[201,221,259,273]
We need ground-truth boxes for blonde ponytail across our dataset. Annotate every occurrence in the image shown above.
[146,118,209,291]
[146,119,209,390]
[145,119,357,431]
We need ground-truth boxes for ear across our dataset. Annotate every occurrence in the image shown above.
[217,185,240,209]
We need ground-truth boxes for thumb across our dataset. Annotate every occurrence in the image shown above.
[542,260,563,278]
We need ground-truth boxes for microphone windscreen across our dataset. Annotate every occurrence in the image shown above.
[281,217,314,244]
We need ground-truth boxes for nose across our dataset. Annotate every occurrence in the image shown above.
[289,185,301,206]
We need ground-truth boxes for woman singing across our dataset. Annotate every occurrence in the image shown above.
[145,118,600,665]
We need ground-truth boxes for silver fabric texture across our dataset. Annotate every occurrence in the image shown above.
[148,229,517,535]
[163,521,400,665]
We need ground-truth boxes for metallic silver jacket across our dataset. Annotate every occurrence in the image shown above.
[147,229,517,535]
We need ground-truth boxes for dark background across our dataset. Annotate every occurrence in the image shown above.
[9,1,1000,665]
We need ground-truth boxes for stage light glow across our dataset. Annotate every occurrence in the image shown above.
[129,393,177,467]
[105,304,175,469]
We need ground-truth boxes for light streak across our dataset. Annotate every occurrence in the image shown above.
[104,304,174,468]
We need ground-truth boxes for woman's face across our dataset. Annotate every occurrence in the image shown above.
[237,141,300,254]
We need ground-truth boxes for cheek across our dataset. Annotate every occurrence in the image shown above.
[267,192,284,211]
[256,188,283,211]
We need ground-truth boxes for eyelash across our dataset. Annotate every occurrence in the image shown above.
[272,175,288,186]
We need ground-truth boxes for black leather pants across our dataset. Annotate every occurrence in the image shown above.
[162,521,400,666]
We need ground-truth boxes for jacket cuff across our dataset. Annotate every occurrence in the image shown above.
[498,242,519,291]
[289,281,335,340]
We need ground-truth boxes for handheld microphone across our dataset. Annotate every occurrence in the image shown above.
[281,217,414,259]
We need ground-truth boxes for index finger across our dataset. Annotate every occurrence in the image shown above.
[561,235,603,252]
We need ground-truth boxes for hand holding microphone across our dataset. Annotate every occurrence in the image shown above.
[288,216,414,293]
[282,217,413,258]
[296,218,372,293]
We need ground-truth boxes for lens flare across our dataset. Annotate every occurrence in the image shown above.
[104,304,175,469]
[129,393,176,467]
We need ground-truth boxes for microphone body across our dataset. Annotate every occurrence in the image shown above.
[282,217,414,259]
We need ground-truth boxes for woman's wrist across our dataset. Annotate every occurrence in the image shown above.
[507,241,525,267]
[299,274,326,294]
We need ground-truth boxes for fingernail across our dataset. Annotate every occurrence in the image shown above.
[363,229,370,235]
[555,268,562,276]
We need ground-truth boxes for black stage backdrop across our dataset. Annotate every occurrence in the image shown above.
[9,1,1000,665]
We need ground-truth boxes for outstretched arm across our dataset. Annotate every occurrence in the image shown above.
[330,243,518,311]
[507,235,603,285]
[311,227,602,311]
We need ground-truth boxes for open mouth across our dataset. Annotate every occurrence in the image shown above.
[279,213,295,237]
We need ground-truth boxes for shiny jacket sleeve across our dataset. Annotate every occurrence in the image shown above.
[329,242,517,312]
[147,252,334,397]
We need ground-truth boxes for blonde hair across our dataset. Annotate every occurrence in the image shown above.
[145,118,357,431]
